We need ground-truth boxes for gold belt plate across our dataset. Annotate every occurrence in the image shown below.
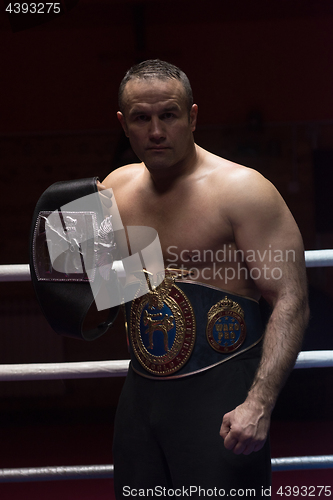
[206,296,246,353]
[129,275,196,376]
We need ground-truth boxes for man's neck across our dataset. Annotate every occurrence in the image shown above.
[146,143,200,192]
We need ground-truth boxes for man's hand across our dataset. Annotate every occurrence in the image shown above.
[220,399,271,455]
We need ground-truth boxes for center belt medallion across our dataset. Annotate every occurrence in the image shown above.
[129,273,196,376]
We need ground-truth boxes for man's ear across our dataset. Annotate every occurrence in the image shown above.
[190,104,198,132]
[117,111,129,137]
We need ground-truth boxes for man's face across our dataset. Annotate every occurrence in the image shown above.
[117,78,198,172]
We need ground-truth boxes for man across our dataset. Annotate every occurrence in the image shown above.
[101,60,309,498]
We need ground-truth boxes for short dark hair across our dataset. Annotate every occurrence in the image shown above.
[118,59,193,114]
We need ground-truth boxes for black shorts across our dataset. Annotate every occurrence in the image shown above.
[113,342,271,499]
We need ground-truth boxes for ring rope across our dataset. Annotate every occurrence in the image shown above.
[294,350,333,369]
[1,456,333,483]
[1,249,333,282]
[0,360,130,381]
[0,351,331,382]
[271,455,333,472]
[304,249,333,267]
[0,264,30,282]
[0,464,114,483]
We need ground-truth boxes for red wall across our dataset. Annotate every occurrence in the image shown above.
[1,2,333,134]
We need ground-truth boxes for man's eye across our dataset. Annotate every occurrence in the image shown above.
[162,113,175,120]
[136,115,149,122]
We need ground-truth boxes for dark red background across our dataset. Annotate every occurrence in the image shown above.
[0,1,332,498]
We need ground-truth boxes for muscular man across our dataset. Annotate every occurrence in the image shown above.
[101,60,309,497]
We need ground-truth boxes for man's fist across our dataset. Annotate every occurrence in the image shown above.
[220,400,270,455]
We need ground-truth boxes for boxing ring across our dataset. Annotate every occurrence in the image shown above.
[0,249,332,482]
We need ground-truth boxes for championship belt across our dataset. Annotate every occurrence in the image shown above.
[29,177,119,340]
[124,270,264,379]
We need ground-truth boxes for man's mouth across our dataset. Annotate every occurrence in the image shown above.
[147,146,169,151]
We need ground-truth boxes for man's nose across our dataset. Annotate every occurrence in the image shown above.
[149,117,165,141]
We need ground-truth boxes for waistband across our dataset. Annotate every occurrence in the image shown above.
[124,272,264,380]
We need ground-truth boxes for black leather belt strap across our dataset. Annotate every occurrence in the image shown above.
[29,177,119,340]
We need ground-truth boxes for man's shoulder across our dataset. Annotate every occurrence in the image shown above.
[200,149,285,223]
[102,162,144,188]
[202,149,269,192]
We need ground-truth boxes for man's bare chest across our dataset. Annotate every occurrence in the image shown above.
[115,188,235,267]
[110,176,259,296]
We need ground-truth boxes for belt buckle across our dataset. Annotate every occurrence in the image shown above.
[129,271,196,376]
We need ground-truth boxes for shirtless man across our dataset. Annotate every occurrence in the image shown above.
[101,60,309,498]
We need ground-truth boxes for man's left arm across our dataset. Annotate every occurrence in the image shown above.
[220,170,310,455]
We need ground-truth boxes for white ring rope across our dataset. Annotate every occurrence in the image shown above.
[0,464,114,482]
[304,249,333,267]
[0,264,30,282]
[293,350,333,369]
[0,351,331,382]
[0,360,130,381]
[1,455,333,483]
[271,455,333,471]
[1,249,333,283]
